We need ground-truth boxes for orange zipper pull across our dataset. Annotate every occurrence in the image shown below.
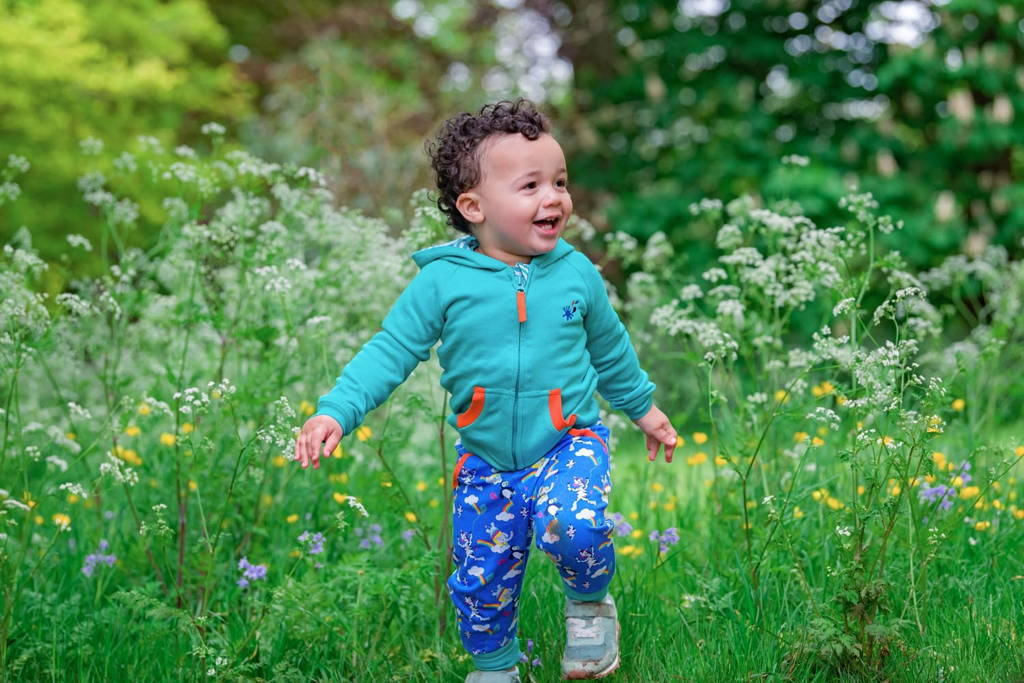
[516,290,527,322]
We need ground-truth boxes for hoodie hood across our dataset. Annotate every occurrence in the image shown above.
[412,235,575,271]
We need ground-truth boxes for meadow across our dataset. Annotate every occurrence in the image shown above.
[3,138,1024,682]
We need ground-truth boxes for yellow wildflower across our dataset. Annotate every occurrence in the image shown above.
[416,481,428,492]
[1014,509,1024,520]
[1016,446,1024,457]
[137,402,151,416]
[663,500,676,511]
[272,455,288,467]
[819,381,835,394]
[67,494,80,504]
[692,432,708,444]
[812,489,825,501]
[333,492,347,504]
[631,529,644,539]
[125,425,141,437]
[960,486,980,499]
[405,511,418,523]
[794,431,809,443]
[160,433,176,446]
[289,549,301,558]
[890,485,901,496]
[993,499,1004,510]
[687,452,707,466]
[381,480,392,488]
[857,485,865,495]
[331,444,343,458]
[66,432,76,440]
[651,482,664,492]
[34,515,44,525]
[746,499,757,509]
[648,500,658,509]
[811,437,825,447]
[629,511,639,521]
[356,426,372,441]
[974,520,991,531]
[429,498,439,508]
[260,494,272,507]
[182,422,194,434]
[189,480,198,491]
[714,455,729,466]
[52,513,71,529]
[618,545,642,557]
[774,389,790,403]
[837,396,848,406]
[299,400,316,416]
[792,506,804,519]
[826,497,844,510]
[952,476,964,488]
[817,426,829,437]
[286,513,299,523]
[951,398,965,411]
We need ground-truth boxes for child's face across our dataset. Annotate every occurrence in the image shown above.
[456,132,573,266]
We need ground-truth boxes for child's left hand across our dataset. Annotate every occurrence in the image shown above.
[632,403,678,463]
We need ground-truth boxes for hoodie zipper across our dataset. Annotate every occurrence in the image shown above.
[511,262,531,468]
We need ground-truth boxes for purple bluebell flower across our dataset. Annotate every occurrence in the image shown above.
[81,539,117,577]
[237,556,268,589]
[608,512,633,537]
[953,462,972,484]
[401,529,416,543]
[519,638,541,667]
[298,531,326,555]
[649,527,681,554]
[919,485,955,510]
[355,523,384,549]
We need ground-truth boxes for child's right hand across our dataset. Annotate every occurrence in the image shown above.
[294,415,344,470]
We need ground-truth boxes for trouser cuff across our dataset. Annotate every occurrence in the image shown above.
[470,638,521,671]
[565,584,609,602]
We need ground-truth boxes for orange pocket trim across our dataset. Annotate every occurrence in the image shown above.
[456,386,486,428]
[452,452,471,490]
[517,290,527,323]
[568,428,608,453]
[548,388,578,431]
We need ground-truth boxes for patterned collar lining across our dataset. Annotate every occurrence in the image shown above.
[447,234,531,284]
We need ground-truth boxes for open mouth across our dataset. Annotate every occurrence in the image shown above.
[533,217,560,230]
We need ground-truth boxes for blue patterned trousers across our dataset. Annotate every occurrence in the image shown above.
[446,421,615,671]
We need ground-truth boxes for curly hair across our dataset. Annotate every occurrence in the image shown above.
[426,98,551,234]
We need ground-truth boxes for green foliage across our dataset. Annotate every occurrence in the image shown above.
[565,0,1024,272]
[0,0,253,268]
[5,140,1024,680]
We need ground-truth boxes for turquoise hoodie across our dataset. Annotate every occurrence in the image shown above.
[314,235,655,471]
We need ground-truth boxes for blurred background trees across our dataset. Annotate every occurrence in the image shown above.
[3,0,1022,287]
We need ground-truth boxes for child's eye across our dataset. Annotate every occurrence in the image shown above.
[557,179,568,187]
[523,181,537,189]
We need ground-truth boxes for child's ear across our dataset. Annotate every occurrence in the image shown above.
[455,191,484,225]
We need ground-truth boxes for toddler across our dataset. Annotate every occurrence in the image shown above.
[294,98,677,681]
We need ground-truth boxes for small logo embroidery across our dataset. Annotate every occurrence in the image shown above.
[562,300,578,321]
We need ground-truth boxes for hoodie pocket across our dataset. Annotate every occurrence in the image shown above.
[547,388,578,431]
[456,386,486,428]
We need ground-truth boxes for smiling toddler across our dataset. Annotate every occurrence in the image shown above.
[295,98,677,681]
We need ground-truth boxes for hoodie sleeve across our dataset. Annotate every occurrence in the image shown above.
[578,254,656,421]
[313,264,444,436]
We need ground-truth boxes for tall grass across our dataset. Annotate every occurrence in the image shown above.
[2,143,1023,681]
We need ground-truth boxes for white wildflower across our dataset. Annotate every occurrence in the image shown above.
[66,234,93,251]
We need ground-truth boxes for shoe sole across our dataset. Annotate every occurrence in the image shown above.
[562,620,620,679]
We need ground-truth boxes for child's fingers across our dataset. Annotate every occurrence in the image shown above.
[664,432,676,463]
[647,434,658,462]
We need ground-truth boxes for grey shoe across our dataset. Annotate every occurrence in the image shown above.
[561,593,620,679]
[465,668,521,683]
